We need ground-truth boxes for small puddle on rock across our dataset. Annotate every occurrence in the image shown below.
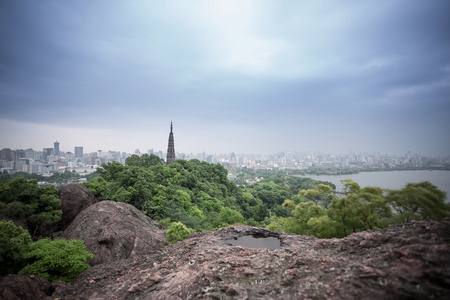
[227,235,281,250]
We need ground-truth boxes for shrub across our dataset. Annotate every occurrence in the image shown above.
[0,221,32,276]
[19,238,94,283]
[166,222,193,244]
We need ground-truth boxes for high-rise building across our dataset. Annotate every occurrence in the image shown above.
[25,149,35,159]
[53,141,60,156]
[156,151,164,159]
[166,122,175,165]
[43,148,53,161]
[12,149,25,161]
[75,146,83,158]
[1,148,12,161]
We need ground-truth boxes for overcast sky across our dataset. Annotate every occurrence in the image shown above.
[1,0,449,156]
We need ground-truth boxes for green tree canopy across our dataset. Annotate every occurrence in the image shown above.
[0,221,32,276]
[0,177,39,204]
[328,180,391,235]
[386,181,449,222]
[297,183,337,208]
[0,179,62,237]
[281,201,328,236]
[19,238,94,283]
[217,207,245,227]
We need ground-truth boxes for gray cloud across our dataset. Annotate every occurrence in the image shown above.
[0,0,449,156]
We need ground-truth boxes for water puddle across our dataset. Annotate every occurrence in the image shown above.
[226,235,281,250]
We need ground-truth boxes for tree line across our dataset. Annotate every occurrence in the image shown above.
[84,154,334,231]
[0,170,97,184]
[267,179,449,238]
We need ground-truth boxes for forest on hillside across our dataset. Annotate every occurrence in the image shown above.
[83,154,335,231]
[1,154,449,239]
[83,154,449,237]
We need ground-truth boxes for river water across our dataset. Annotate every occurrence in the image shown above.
[295,170,450,202]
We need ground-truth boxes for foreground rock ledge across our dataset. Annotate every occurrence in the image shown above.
[49,219,450,299]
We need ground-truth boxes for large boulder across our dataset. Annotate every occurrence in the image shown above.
[62,200,166,266]
[0,275,54,300]
[58,184,97,231]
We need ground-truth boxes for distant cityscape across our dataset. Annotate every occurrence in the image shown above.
[1,141,449,176]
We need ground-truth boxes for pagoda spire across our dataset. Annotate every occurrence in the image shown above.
[166,122,175,165]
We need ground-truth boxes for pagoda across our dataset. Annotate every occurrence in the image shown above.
[166,122,175,165]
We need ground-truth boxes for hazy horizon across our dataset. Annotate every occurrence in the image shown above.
[1,132,449,159]
[1,1,449,156]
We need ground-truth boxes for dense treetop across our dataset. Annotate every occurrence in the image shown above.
[84,154,450,237]
[84,154,335,231]
[0,178,61,237]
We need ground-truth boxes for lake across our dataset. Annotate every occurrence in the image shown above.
[295,170,450,202]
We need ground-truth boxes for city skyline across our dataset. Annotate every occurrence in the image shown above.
[1,1,449,156]
[1,140,448,160]
[2,139,448,179]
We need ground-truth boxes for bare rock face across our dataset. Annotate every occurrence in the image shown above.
[62,200,166,266]
[0,275,54,300]
[58,184,97,231]
[54,218,450,299]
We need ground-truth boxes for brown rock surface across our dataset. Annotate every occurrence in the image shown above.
[0,274,54,300]
[58,184,97,231]
[62,200,166,266]
[52,218,450,299]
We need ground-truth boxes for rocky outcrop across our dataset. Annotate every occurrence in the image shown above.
[62,200,166,266]
[51,218,450,299]
[0,274,54,300]
[57,184,97,231]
